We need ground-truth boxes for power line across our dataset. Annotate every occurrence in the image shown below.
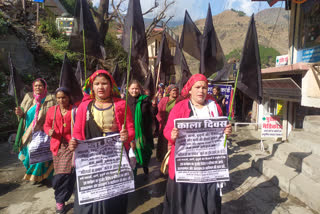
[267,1,284,47]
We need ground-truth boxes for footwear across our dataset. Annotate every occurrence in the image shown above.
[56,202,65,214]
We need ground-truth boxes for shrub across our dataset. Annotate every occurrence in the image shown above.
[226,45,280,68]
[38,17,60,38]
[0,14,8,35]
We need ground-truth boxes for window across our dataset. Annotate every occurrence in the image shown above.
[299,0,320,49]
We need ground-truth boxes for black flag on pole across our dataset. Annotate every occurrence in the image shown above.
[122,0,149,81]
[59,54,83,104]
[112,63,122,87]
[68,0,106,59]
[180,10,202,60]
[8,52,25,102]
[237,15,263,104]
[143,71,155,98]
[200,4,225,78]
[75,60,84,87]
[174,43,192,91]
[156,32,174,85]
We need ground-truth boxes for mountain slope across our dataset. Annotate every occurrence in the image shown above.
[174,8,289,56]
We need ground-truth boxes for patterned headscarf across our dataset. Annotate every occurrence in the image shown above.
[180,74,208,98]
[83,70,120,99]
[32,78,48,128]
[167,84,179,94]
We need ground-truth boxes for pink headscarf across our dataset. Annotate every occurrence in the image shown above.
[32,78,48,128]
[180,74,208,98]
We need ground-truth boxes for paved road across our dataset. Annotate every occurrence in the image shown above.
[0,128,317,214]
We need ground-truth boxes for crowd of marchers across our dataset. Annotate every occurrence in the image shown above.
[13,70,231,214]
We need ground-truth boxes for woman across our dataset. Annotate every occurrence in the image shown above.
[156,84,179,161]
[43,87,76,213]
[163,74,232,214]
[212,86,226,116]
[68,70,135,214]
[127,80,155,175]
[14,78,55,182]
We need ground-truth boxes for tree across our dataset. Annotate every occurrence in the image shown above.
[92,0,174,41]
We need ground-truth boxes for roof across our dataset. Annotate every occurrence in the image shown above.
[261,63,310,76]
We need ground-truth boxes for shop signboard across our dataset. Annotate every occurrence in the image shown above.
[276,55,288,67]
[33,0,44,2]
[261,115,282,138]
[297,46,320,63]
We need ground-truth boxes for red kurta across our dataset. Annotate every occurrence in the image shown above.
[44,105,72,156]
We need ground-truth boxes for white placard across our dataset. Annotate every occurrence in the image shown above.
[174,117,229,183]
[75,134,135,205]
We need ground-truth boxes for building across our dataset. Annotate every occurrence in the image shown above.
[252,0,320,140]
[147,23,178,80]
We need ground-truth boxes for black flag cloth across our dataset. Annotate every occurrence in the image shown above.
[122,0,149,81]
[112,63,122,87]
[180,10,202,60]
[143,71,155,98]
[68,0,106,59]
[75,60,84,87]
[174,43,192,91]
[237,15,263,104]
[8,52,25,102]
[156,33,174,85]
[200,4,225,77]
[59,54,83,104]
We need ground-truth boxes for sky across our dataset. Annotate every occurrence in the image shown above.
[92,0,285,21]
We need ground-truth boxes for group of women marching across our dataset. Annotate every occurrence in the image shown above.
[14,70,231,214]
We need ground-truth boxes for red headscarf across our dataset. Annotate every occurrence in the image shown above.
[82,70,120,101]
[180,74,208,98]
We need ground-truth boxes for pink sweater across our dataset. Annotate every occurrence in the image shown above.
[72,97,135,151]
[163,98,223,180]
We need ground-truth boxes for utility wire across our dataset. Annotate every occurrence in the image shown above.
[267,1,284,47]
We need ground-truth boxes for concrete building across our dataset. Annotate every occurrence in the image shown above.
[252,0,320,139]
[147,24,178,80]
[250,1,320,212]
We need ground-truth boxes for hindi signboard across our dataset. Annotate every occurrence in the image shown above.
[261,115,282,138]
[75,134,135,205]
[174,117,229,183]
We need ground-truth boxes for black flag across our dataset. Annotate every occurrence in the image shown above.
[112,63,122,87]
[75,60,84,87]
[143,71,155,98]
[122,0,149,81]
[174,43,192,91]
[8,52,25,102]
[59,54,83,104]
[156,33,174,85]
[180,10,202,60]
[68,0,106,59]
[200,4,225,77]
[237,15,263,104]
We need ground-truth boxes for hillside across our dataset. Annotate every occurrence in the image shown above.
[174,8,289,57]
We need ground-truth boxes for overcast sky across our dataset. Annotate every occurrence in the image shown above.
[92,0,285,21]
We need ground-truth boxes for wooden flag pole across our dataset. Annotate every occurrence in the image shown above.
[118,26,133,174]
[155,62,162,91]
[223,68,240,147]
[82,30,87,79]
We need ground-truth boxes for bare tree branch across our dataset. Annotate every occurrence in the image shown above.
[142,0,159,16]
[145,0,175,39]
